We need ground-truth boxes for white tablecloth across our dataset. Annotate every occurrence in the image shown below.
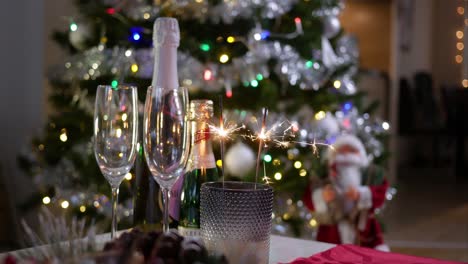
[0,234,335,263]
[269,235,335,263]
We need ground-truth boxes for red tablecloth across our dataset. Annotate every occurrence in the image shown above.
[289,244,466,264]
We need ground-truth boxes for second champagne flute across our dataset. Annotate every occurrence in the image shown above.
[143,86,190,232]
[94,84,138,239]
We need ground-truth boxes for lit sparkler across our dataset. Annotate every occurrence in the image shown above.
[245,112,334,185]
[219,96,225,188]
[247,119,297,147]
[262,161,272,185]
[209,107,335,186]
[254,108,269,187]
[208,121,245,141]
[208,98,245,185]
[245,113,334,154]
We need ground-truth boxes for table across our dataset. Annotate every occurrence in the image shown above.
[269,235,335,263]
[0,234,335,263]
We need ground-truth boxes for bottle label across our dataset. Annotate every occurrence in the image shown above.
[191,125,215,169]
[192,155,216,169]
[194,127,210,144]
[178,226,201,237]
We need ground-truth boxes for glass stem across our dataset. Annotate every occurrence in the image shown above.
[111,187,119,239]
[162,187,170,233]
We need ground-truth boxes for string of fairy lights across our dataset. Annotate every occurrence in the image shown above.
[67,16,308,94]
[458,0,468,88]
[61,0,356,99]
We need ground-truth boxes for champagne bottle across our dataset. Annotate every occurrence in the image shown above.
[151,17,179,92]
[133,121,163,231]
[178,100,219,237]
[134,17,181,231]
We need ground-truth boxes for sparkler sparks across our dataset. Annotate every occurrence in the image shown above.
[288,139,334,156]
[262,161,272,185]
[212,97,246,185]
[203,106,335,187]
[245,117,298,148]
[240,109,334,186]
[208,122,245,140]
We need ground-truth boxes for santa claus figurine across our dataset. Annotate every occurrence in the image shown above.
[303,134,390,251]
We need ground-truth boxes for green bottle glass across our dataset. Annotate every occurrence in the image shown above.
[133,120,163,231]
[178,100,219,237]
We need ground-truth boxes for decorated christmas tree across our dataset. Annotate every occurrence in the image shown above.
[20,0,390,237]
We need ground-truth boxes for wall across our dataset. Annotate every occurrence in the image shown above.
[340,0,392,73]
[397,0,434,81]
[0,0,44,244]
[396,0,463,90]
[394,0,464,97]
[340,0,396,181]
[0,0,76,246]
[392,0,434,168]
[432,0,464,89]
[395,0,464,167]
[346,0,462,86]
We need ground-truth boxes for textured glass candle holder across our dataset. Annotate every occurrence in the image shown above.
[200,181,273,264]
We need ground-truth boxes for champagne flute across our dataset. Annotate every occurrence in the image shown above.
[94,85,138,238]
[143,86,190,232]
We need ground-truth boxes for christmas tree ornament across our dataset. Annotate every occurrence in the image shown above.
[224,141,256,178]
[321,37,339,70]
[314,112,340,137]
[322,15,341,39]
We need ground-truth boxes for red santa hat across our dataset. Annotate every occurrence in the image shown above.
[327,134,369,167]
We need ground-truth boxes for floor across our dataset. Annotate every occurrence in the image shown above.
[383,166,468,262]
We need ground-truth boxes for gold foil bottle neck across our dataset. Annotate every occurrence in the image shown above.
[189,100,214,120]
